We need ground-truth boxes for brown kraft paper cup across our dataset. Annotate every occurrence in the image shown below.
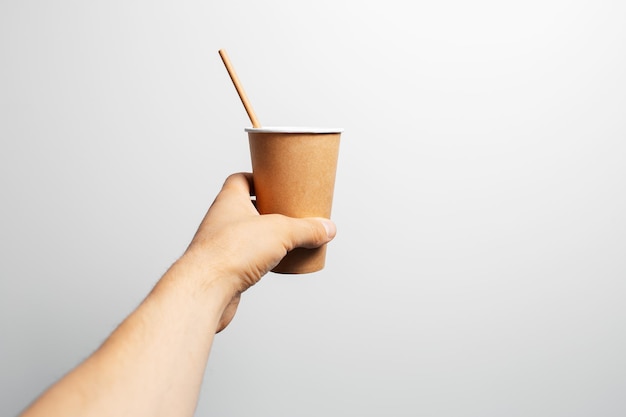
[246,127,343,274]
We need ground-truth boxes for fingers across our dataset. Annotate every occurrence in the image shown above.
[210,173,258,216]
[217,173,338,250]
[220,174,337,248]
[221,172,254,197]
[281,217,337,250]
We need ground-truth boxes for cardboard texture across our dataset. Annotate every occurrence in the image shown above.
[248,129,341,274]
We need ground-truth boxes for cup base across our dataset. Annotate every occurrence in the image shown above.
[271,246,327,274]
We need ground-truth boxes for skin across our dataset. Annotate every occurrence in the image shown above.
[19,172,337,417]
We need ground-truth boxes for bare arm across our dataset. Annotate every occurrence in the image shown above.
[19,173,336,417]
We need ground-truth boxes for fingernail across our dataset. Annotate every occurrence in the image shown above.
[320,219,337,239]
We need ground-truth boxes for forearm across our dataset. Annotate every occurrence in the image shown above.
[18,172,336,417]
[21,255,233,417]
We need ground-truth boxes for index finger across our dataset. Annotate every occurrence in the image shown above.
[221,172,255,197]
[209,172,258,217]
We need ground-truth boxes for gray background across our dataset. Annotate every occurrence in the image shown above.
[1,1,625,416]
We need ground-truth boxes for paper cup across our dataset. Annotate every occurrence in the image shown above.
[246,126,343,274]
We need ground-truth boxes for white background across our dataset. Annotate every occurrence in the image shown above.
[1,1,625,416]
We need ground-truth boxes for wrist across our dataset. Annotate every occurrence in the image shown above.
[157,250,237,320]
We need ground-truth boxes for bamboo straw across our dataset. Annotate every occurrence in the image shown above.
[218,49,261,128]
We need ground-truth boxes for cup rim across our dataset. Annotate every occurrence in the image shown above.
[245,126,344,134]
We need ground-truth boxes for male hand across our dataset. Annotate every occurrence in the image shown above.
[183,173,337,331]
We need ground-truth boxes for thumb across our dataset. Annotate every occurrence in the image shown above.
[284,217,337,251]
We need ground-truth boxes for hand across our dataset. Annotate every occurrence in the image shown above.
[182,172,336,331]
[17,172,336,417]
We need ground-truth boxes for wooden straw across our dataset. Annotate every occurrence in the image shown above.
[218,49,261,128]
